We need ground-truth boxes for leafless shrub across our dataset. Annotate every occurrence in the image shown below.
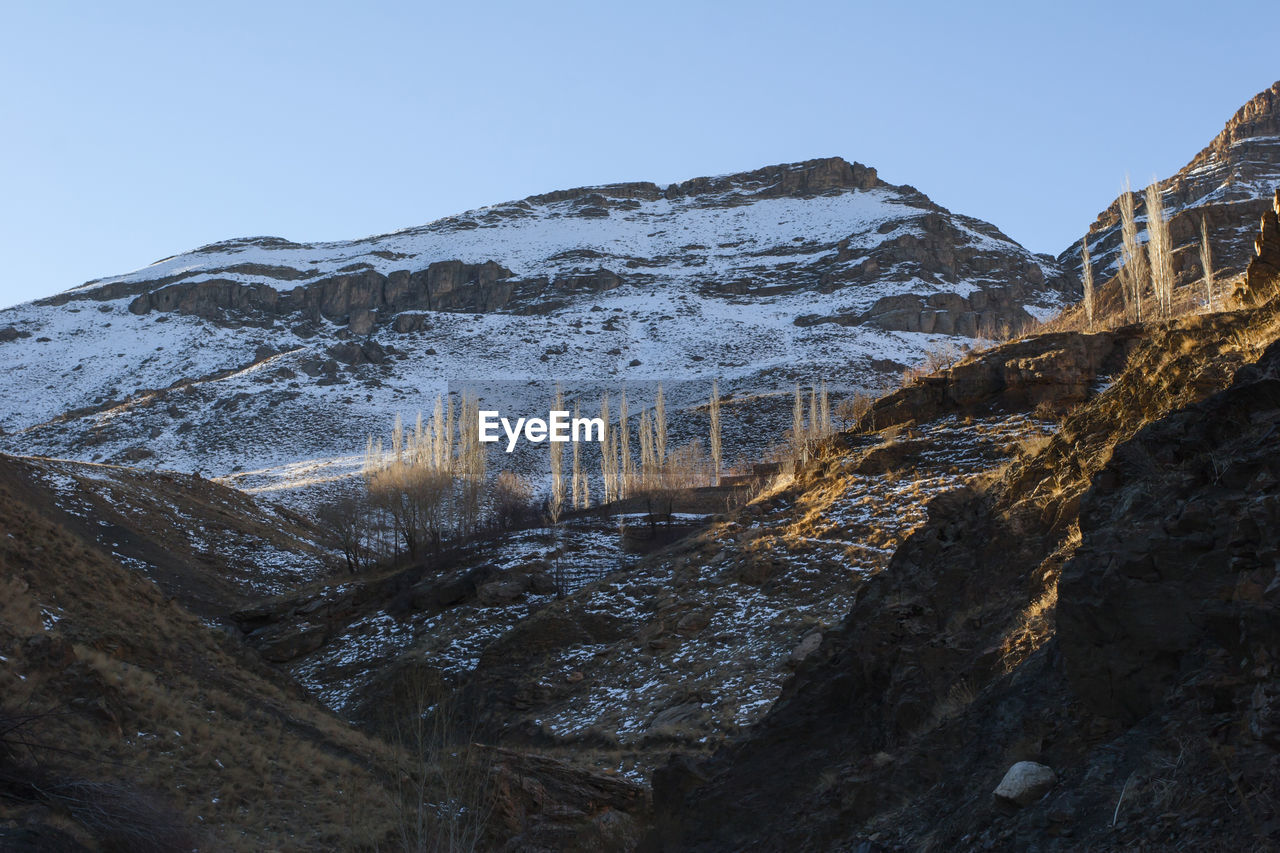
[386,676,493,853]
[317,492,376,573]
[835,392,875,432]
[491,471,534,530]
[51,779,195,853]
[922,341,962,373]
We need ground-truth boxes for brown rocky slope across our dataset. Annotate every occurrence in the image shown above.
[649,218,1280,850]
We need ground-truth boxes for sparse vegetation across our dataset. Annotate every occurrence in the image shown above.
[385,674,493,853]
[835,391,875,431]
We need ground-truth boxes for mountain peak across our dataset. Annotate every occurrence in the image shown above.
[510,156,881,210]
[1059,80,1280,284]
[1191,80,1280,164]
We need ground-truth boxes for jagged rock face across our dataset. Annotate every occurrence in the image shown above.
[122,259,521,324]
[1059,80,1280,288]
[1242,189,1280,302]
[48,156,1064,336]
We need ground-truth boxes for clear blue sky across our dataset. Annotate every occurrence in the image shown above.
[1,0,1275,309]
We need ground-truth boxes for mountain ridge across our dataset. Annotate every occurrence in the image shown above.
[1058,80,1280,287]
[0,153,1069,479]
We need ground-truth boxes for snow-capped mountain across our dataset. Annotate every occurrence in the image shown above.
[1060,81,1280,284]
[1,156,1068,484]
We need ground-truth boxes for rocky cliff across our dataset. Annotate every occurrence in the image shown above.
[46,156,1064,337]
[1059,81,1280,291]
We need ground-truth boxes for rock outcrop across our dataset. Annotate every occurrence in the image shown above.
[649,252,1280,850]
[40,156,1065,335]
[1241,189,1280,303]
[856,326,1142,430]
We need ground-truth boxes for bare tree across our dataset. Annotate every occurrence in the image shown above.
[709,379,722,486]
[618,389,632,499]
[456,392,486,535]
[1119,176,1147,323]
[819,380,831,439]
[390,673,493,852]
[1145,179,1175,318]
[549,385,565,525]
[599,392,617,503]
[835,391,874,431]
[639,409,656,491]
[432,394,448,470]
[1200,216,1216,311]
[1081,236,1096,330]
[571,399,589,509]
[792,383,805,470]
[492,470,533,529]
[808,385,819,443]
[318,492,375,573]
[654,384,667,471]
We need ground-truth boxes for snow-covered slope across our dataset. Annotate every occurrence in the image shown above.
[0,157,1066,485]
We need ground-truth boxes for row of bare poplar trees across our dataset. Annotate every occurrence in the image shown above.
[789,381,833,470]
[547,382,728,523]
[341,383,730,567]
[332,378,843,571]
[329,392,510,570]
[1079,177,1217,328]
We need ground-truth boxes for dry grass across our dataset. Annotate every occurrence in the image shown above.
[998,582,1060,673]
[0,453,406,850]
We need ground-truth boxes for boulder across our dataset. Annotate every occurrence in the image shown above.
[410,565,498,610]
[248,621,327,663]
[477,574,532,606]
[993,761,1056,806]
[646,702,709,741]
[788,631,823,666]
[675,612,710,636]
[528,571,558,595]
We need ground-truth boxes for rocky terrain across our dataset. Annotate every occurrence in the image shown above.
[649,189,1280,851]
[0,451,657,851]
[0,156,1070,486]
[3,80,1280,852]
